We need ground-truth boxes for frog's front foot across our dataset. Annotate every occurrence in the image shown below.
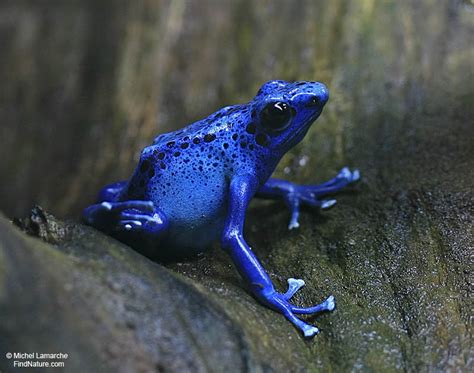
[283,278,306,300]
[287,166,360,229]
[257,282,336,338]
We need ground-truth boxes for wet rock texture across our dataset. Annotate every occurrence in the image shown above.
[0,1,472,372]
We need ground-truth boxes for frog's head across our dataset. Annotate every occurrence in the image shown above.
[252,80,329,154]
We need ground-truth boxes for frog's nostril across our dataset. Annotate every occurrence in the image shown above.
[307,85,329,107]
[307,96,321,107]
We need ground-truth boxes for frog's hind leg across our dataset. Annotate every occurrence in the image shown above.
[97,180,128,202]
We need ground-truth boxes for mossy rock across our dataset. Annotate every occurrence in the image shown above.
[0,173,471,372]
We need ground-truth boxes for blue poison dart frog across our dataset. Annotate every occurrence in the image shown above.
[83,80,360,338]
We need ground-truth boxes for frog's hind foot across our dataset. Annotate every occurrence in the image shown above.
[83,200,168,240]
[118,210,168,236]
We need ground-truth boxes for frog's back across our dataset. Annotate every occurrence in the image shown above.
[122,104,272,250]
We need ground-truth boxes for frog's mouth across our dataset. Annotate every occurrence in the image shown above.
[282,113,319,149]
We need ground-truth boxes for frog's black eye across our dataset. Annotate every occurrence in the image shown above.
[260,101,293,132]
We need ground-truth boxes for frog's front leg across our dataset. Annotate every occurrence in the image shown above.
[257,167,360,229]
[221,174,335,338]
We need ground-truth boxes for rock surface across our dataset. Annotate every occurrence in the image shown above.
[0,1,472,371]
[0,173,471,372]
[1,210,263,372]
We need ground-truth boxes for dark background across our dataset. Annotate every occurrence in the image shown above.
[0,1,472,371]
[2,0,470,220]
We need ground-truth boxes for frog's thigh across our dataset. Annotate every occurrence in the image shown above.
[98,180,128,202]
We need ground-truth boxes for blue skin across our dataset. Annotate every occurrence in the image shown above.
[83,80,360,338]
